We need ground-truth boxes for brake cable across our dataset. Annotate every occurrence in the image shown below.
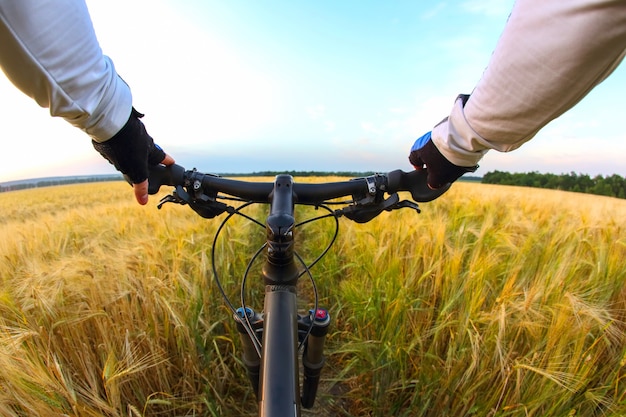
[210,199,341,357]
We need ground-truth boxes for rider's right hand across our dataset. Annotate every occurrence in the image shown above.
[92,108,174,205]
[408,131,477,191]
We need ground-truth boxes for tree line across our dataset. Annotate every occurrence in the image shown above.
[482,171,626,199]
[0,175,122,193]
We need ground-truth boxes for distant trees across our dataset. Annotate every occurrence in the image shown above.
[482,171,626,199]
[0,175,122,193]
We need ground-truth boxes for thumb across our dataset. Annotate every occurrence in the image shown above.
[161,153,175,166]
[133,153,175,205]
[134,180,149,205]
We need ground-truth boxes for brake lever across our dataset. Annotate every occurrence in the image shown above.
[157,186,190,209]
[157,185,232,219]
[340,193,418,223]
[157,194,182,209]
[391,200,421,214]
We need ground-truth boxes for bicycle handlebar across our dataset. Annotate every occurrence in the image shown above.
[148,164,449,204]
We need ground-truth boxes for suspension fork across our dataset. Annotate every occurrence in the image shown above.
[235,307,331,408]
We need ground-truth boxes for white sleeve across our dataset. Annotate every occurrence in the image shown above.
[0,0,132,142]
[432,0,626,167]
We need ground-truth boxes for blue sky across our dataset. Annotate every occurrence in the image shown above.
[1,0,625,182]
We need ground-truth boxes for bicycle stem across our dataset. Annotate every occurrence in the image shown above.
[263,174,299,286]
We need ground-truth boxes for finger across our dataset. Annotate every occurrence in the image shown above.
[408,151,425,171]
[134,179,149,205]
[161,153,175,166]
[411,161,426,170]
[426,171,447,190]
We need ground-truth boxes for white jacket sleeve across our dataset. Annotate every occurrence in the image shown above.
[0,0,132,142]
[432,0,626,167]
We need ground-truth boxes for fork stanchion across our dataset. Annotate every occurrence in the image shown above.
[234,307,262,398]
[301,308,331,409]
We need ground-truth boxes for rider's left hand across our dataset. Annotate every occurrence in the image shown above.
[92,108,175,205]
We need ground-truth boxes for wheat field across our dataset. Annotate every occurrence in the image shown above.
[0,180,625,416]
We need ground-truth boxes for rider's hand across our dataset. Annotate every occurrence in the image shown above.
[92,108,175,205]
[409,131,477,190]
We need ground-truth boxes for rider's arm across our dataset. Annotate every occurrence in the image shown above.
[0,0,131,142]
[0,0,173,204]
[432,0,626,167]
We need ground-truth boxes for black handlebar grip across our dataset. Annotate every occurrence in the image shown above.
[386,169,450,202]
[148,164,186,195]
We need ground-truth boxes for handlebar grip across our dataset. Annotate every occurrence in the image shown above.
[148,164,186,195]
[386,169,450,202]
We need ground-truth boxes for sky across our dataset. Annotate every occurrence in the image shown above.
[1,0,625,183]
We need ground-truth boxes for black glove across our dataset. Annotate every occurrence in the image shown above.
[92,108,166,184]
[409,132,477,189]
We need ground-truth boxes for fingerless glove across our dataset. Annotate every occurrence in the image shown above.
[409,132,477,189]
[92,108,165,184]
